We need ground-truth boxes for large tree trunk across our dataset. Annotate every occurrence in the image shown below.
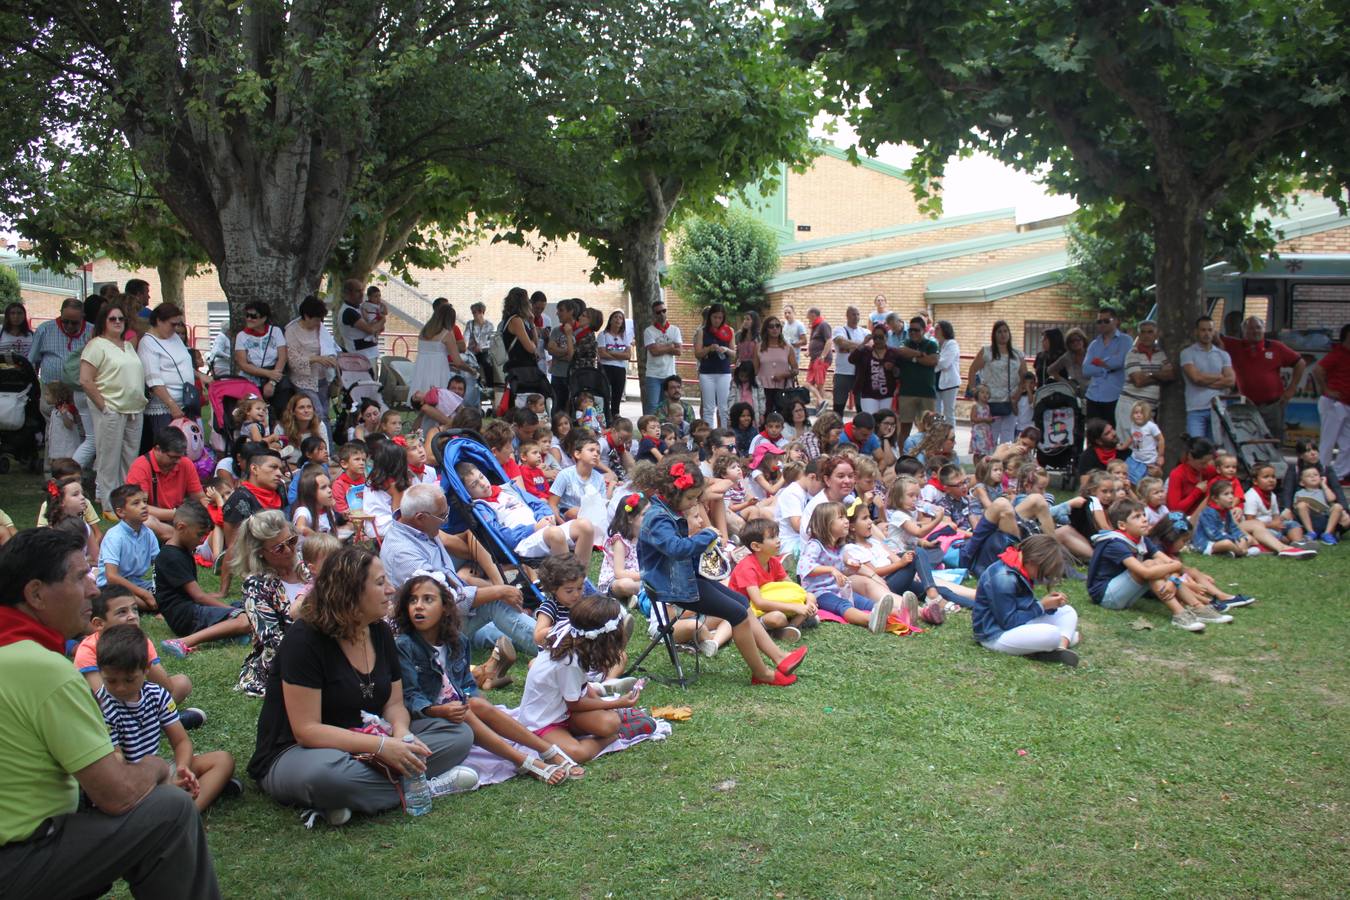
[1152,201,1209,468]
[621,226,666,384]
[155,257,189,311]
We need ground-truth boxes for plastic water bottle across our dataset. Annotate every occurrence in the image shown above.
[401,735,433,816]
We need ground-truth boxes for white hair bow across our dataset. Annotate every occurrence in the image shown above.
[410,569,450,590]
[547,611,627,648]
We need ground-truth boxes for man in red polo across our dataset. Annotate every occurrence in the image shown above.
[126,427,205,542]
[1219,316,1307,440]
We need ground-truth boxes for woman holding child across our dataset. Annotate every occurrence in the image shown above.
[249,546,473,825]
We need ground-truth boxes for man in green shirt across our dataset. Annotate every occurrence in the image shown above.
[895,315,940,442]
[0,528,220,899]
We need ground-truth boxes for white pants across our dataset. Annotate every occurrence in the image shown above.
[699,373,731,428]
[93,407,143,508]
[73,392,98,468]
[1318,396,1350,480]
[981,606,1079,655]
[936,386,958,424]
[992,413,1018,446]
[859,397,888,415]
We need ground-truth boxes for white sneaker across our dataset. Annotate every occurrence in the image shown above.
[698,638,719,658]
[1192,604,1233,624]
[867,593,894,634]
[1171,609,1206,633]
[429,765,480,795]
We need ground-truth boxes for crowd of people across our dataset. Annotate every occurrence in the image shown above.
[0,282,1347,898]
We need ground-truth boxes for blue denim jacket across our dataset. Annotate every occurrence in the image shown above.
[1193,504,1243,550]
[637,497,719,603]
[395,630,477,718]
[971,556,1046,643]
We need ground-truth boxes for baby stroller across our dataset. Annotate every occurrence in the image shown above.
[1032,382,1082,487]
[1212,396,1286,480]
[437,432,547,610]
[0,353,42,473]
[205,377,262,456]
[568,365,611,416]
[378,355,414,409]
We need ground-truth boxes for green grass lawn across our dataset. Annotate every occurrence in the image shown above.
[4,472,1348,897]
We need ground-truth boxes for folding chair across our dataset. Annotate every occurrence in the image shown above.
[623,585,700,689]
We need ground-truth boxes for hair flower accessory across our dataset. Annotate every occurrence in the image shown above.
[45,479,60,501]
[1167,511,1191,534]
[622,492,644,512]
[669,462,694,490]
[410,569,450,589]
[392,435,407,447]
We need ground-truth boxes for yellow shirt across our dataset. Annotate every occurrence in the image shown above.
[36,501,99,528]
[81,336,147,414]
[0,640,115,843]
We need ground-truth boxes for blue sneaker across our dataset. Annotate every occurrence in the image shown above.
[1321,533,1339,545]
[1305,532,1321,543]
[1219,595,1257,610]
[179,707,207,730]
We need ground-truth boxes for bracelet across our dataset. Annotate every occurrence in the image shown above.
[376,735,386,757]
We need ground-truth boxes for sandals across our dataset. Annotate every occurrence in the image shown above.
[518,754,568,786]
[541,744,586,780]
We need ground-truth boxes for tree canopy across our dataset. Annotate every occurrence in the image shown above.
[791,0,1348,457]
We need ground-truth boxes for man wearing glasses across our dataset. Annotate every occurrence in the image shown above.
[642,300,682,414]
[894,315,940,442]
[1081,306,1133,425]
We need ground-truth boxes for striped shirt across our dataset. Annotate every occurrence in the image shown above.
[96,682,178,763]
[28,319,94,383]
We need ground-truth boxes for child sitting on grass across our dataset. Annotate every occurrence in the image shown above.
[515,595,654,764]
[1293,464,1348,545]
[798,501,897,634]
[1192,481,1255,557]
[1147,513,1256,614]
[394,571,580,785]
[75,587,200,721]
[1089,499,1231,632]
[45,474,101,563]
[459,462,595,570]
[1243,461,1306,546]
[158,502,252,658]
[599,492,645,603]
[635,415,666,464]
[971,534,1080,666]
[1138,476,1170,528]
[96,484,160,612]
[96,623,240,810]
[728,518,816,644]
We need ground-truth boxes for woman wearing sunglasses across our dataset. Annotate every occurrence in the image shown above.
[233,301,289,401]
[79,301,148,509]
[233,510,311,697]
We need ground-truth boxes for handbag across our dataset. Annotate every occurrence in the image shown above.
[149,334,203,417]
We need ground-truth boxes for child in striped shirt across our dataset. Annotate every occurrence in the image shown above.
[95,624,239,811]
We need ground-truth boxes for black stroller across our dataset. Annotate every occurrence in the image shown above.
[1211,396,1287,481]
[436,431,547,610]
[0,353,44,473]
[1032,382,1082,487]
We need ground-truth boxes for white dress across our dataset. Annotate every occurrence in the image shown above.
[408,337,452,395]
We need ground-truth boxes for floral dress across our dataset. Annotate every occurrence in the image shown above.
[598,534,638,594]
[969,401,995,458]
[236,565,310,697]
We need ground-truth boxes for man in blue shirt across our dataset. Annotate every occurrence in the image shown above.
[1081,307,1133,426]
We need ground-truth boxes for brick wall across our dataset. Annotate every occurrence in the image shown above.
[781,216,1016,271]
[1275,222,1350,254]
[785,154,924,239]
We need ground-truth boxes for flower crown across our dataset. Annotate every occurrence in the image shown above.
[547,611,627,647]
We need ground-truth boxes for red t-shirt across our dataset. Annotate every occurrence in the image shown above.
[728,553,788,599]
[331,472,366,515]
[1317,344,1350,400]
[1166,462,1206,515]
[501,458,522,482]
[1222,337,1301,404]
[126,452,203,510]
[519,465,551,500]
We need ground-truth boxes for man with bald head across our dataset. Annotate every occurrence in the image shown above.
[1220,316,1306,440]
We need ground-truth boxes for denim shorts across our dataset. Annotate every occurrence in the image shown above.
[815,591,874,616]
[192,603,245,633]
[1098,569,1150,610]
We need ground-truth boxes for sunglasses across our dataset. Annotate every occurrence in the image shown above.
[245,312,263,319]
[106,315,125,322]
[265,535,299,554]
[1096,319,1112,325]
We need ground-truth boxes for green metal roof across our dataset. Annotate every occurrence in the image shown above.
[765,225,1065,293]
[814,144,912,182]
[780,208,1016,257]
[925,250,1071,304]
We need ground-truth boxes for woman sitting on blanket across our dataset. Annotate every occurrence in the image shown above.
[394,570,581,784]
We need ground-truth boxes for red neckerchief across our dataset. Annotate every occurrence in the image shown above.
[653,320,671,334]
[0,605,64,653]
[243,325,269,337]
[58,318,86,349]
[1133,341,1156,359]
[1093,445,1117,466]
[484,483,502,502]
[1207,501,1230,515]
[604,430,619,450]
[844,422,857,444]
[710,323,733,343]
[572,323,593,342]
[997,546,1030,580]
[1251,485,1274,508]
[926,475,942,491]
[759,429,776,442]
[811,316,824,330]
[241,480,283,510]
[1110,529,1148,555]
[533,314,544,328]
[409,463,427,477]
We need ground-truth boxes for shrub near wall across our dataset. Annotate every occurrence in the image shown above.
[669,208,780,315]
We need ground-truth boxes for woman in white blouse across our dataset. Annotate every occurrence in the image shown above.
[934,320,962,425]
[137,303,195,447]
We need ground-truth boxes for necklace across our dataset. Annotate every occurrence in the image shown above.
[352,632,375,701]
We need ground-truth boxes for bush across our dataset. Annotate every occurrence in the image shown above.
[0,266,20,307]
[668,207,779,315]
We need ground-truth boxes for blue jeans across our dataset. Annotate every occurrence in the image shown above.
[1186,409,1212,439]
[465,600,538,657]
[643,377,666,415]
[883,551,967,606]
[816,591,873,617]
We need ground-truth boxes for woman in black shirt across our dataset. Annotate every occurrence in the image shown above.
[249,546,473,822]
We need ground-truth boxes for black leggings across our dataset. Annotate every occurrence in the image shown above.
[602,365,627,424]
[665,577,750,626]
